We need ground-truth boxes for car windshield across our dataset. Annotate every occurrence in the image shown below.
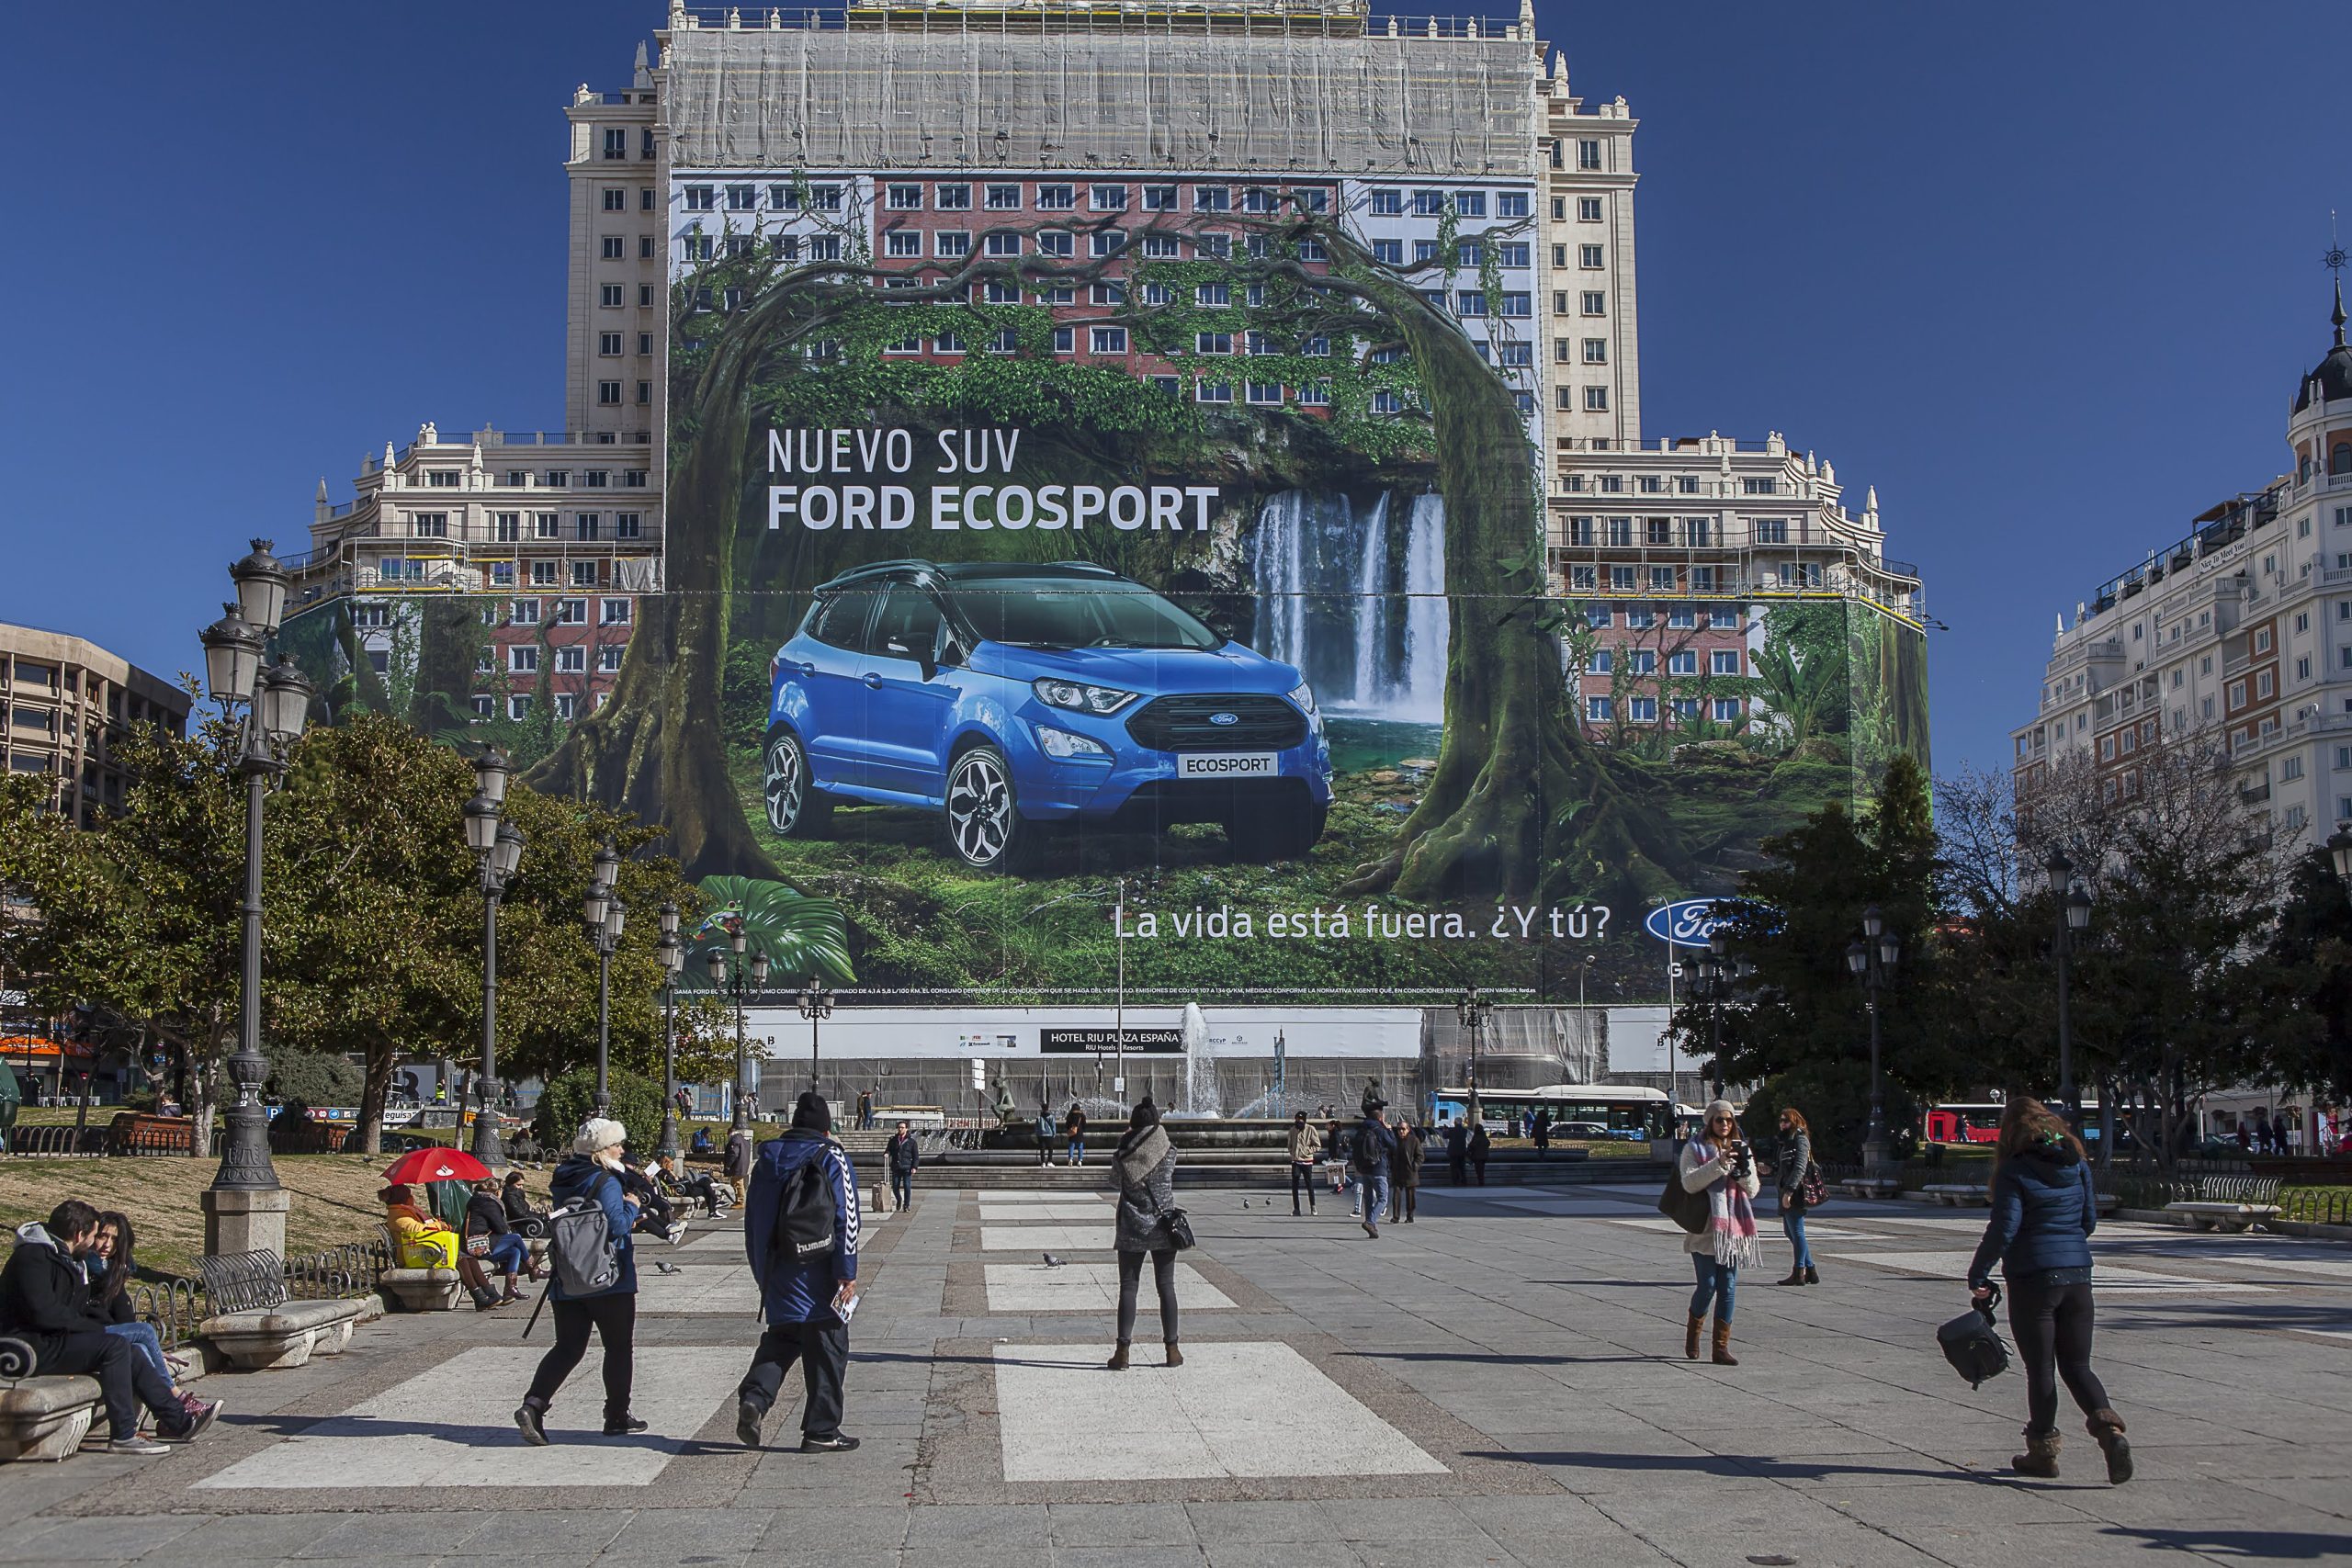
[959,580,1220,651]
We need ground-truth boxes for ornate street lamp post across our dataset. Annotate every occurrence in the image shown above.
[582,840,623,1113]
[198,541,313,1258]
[1844,904,1901,1175]
[2328,825,2352,908]
[797,976,833,1096]
[2041,849,2095,1124]
[1455,985,1490,1132]
[462,749,523,1170]
[654,904,683,1162]
[709,930,768,1130]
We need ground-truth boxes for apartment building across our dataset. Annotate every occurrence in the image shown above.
[0,624,191,827]
[1539,52,1641,456]
[2013,286,2352,848]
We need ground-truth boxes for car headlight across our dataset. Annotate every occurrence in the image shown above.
[1033,678,1137,716]
[1287,681,1317,717]
[1035,724,1113,761]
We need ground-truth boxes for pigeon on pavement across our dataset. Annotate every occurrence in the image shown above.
[653,1260,682,1274]
[1041,1253,1067,1268]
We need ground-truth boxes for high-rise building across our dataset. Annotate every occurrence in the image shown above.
[2013,285,2352,851]
[0,623,190,828]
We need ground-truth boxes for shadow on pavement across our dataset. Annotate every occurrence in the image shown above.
[1466,1450,1996,1484]
[2106,1526,2350,1560]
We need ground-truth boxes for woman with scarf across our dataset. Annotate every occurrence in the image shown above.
[1678,1099,1762,1365]
[1966,1098,2132,1483]
[1106,1100,1182,1371]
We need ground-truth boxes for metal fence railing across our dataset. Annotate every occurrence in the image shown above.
[2280,1188,2352,1227]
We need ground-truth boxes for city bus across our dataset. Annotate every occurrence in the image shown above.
[1925,1100,2106,1145]
[1426,1084,1672,1141]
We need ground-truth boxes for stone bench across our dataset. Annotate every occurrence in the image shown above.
[199,1298,366,1371]
[1832,1178,1901,1200]
[1920,1183,1992,1207]
[380,1267,464,1311]
[2165,1201,2283,1234]
[0,1373,103,1462]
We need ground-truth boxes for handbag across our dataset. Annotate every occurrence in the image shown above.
[462,1235,492,1258]
[1657,1167,1711,1235]
[1936,1285,2011,1388]
[1156,1206,1197,1251]
[1797,1161,1828,1212]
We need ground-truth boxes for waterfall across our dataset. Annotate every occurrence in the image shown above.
[1249,489,1449,721]
[1397,493,1450,724]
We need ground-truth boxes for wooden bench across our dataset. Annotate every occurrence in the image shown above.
[196,1252,368,1370]
[1920,1183,1993,1207]
[2165,1201,2283,1234]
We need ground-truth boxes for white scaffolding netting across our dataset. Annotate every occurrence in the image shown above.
[666,26,1537,176]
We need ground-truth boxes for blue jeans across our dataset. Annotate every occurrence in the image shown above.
[1067,1136,1085,1165]
[1357,1168,1391,1229]
[890,1167,913,1210]
[1690,1254,1737,1322]
[482,1234,530,1278]
[1782,1206,1814,1270]
[104,1320,174,1385]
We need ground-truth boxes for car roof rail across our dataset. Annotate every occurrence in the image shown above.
[820,558,940,586]
[1044,560,1121,576]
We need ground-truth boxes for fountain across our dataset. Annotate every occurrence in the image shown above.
[1179,1002,1220,1118]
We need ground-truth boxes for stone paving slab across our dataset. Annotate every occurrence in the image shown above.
[982,1261,1235,1313]
[977,1224,1119,1252]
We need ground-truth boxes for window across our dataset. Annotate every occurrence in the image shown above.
[2281,755,2304,781]
[1194,185,1230,211]
[557,646,586,674]
[1369,189,1404,216]
[1711,650,1741,676]
[599,283,625,309]
[1579,244,1604,269]
[682,185,715,212]
[1050,327,1074,355]
[601,598,632,626]
[596,380,621,405]
[2300,656,2313,681]
[2255,626,2273,654]
[602,128,628,160]
[2256,670,2275,699]
[1090,231,1127,258]
[1586,696,1613,722]
[598,332,623,356]
[1370,390,1403,415]
[1197,382,1234,404]
[1195,232,1231,260]
[1246,382,1283,405]
[1629,649,1657,675]
[934,231,970,257]
[1496,342,1532,368]
[1580,337,1610,366]
[1372,239,1403,265]
[1037,231,1073,258]
[1497,192,1527,219]
[1648,566,1677,591]
[1500,292,1531,317]
[1584,386,1610,412]
[509,646,539,673]
[1668,650,1698,676]
[885,229,922,257]
[886,184,923,209]
[1142,184,1177,210]
[1712,698,1742,723]
[1411,189,1446,216]
[1645,517,1672,545]
[615,512,641,539]
[1627,697,1657,722]
[1741,477,1779,495]
[1496,242,1530,269]
[1577,139,1602,170]
[1453,191,1487,218]
[1090,327,1128,355]
[934,183,971,210]
[726,184,756,210]
[600,234,625,261]
[637,332,654,355]
[1091,184,1128,211]
[2228,680,2247,709]
[1296,382,1330,407]
[1455,290,1486,317]
[1586,649,1615,676]
[986,183,1022,210]
[599,645,626,672]
[412,513,447,538]
[1577,196,1603,222]
[1194,332,1233,355]
[984,231,1023,256]
[575,513,601,541]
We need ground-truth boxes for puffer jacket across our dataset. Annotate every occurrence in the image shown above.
[0,1223,95,1367]
[548,1155,637,1301]
[1968,1145,2097,1288]
[1112,1125,1177,1252]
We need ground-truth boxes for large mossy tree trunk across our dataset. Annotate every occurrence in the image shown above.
[1341,276,1690,908]
[527,295,790,883]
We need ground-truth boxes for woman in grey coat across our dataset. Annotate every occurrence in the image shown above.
[1108,1100,1182,1371]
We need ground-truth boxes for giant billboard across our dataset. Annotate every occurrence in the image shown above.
[289,169,1928,1005]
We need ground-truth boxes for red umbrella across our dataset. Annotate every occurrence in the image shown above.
[381,1146,492,1186]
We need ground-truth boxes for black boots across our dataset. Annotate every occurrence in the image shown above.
[2087,1409,2133,1483]
[1805,1265,1820,1284]
[514,1397,548,1446]
[1107,1342,1130,1371]
[1165,1341,1184,1368]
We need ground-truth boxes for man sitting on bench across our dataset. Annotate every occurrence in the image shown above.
[0,1200,221,1455]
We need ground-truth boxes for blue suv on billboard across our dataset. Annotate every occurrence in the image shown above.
[763,559,1330,872]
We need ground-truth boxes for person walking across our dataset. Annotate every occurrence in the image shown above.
[514,1118,643,1442]
[1035,1105,1056,1168]
[1467,1120,1490,1186]
[1966,1097,2132,1483]
[1767,1107,1818,1287]
[1442,1114,1468,1186]
[737,1091,862,1453]
[1678,1100,1761,1366]
[1107,1100,1182,1370]
[1065,1102,1088,1167]
[856,1088,875,1132]
[1287,1110,1321,1215]
[1389,1116,1423,1224]
[723,1123,755,1208]
[1532,1108,1551,1159]
[0,1201,216,1454]
[1352,1098,1397,1239]
[885,1119,919,1213]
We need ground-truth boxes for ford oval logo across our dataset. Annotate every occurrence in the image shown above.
[1209,712,1240,726]
[1644,897,1778,949]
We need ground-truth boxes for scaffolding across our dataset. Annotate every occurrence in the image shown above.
[662,4,1541,176]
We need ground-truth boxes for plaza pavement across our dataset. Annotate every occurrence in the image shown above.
[2,1175,2346,1568]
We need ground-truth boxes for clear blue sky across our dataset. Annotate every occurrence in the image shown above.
[3,2,2346,777]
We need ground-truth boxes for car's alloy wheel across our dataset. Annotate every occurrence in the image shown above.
[764,733,808,833]
[945,749,1017,868]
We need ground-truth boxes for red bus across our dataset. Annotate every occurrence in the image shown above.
[1926,1100,2103,1145]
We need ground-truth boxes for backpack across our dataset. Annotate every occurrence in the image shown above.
[1937,1288,2011,1388]
[545,1171,623,1296]
[1657,1165,1711,1234]
[1350,1125,1385,1176]
[769,1145,840,1264]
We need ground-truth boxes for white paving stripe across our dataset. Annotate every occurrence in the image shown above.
[1607,1217,1893,1241]
[977,1203,1116,1223]
[635,1263,763,1314]
[194,1346,744,1490]
[1817,1250,2272,1293]
[979,1224,1118,1252]
[993,1341,1445,1482]
[983,1261,1235,1313]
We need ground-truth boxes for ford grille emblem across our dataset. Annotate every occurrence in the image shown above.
[1209,712,1240,726]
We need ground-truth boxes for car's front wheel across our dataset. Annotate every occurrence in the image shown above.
[763,730,831,839]
[943,744,1038,873]
[1228,798,1327,863]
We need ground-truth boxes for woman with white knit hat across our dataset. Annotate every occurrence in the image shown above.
[514,1116,643,1443]
[1677,1099,1763,1366]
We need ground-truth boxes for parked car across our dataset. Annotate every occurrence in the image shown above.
[763,559,1331,871]
[1555,1122,1612,1140]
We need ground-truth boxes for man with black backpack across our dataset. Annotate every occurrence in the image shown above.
[736,1091,862,1454]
